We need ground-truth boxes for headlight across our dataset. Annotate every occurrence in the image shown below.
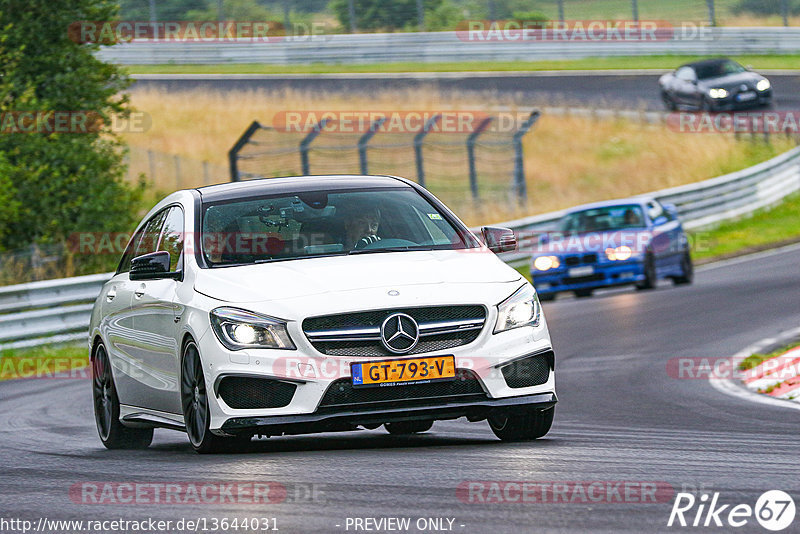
[494,284,541,334]
[708,88,729,99]
[533,255,560,271]
[210,307,295,351]
[757,79,771,92]
[605,245,633,261]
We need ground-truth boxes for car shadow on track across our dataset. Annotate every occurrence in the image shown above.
[142,431,563,456]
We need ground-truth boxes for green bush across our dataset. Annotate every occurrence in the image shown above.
[0,0,143,272]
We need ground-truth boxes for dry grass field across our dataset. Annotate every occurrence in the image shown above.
[124,87,794,226]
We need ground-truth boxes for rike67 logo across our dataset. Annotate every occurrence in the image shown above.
[668,490,795,531]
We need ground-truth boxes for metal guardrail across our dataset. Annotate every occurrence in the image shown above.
[2,145,799,350]
[98,27,800,65]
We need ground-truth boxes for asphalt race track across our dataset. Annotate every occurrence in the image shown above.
[133,72,800,112]
[2,245,799,533]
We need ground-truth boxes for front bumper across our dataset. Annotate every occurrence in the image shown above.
[708,91,772,111]
[532,259,645,294]
[196,310,556,433]
[220,392,557,436]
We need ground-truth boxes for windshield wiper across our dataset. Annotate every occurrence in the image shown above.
[348,246,435,255]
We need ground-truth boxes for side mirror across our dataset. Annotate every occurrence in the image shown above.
[130,251,179,280]
[662,203,679,219]
[481,226,517,254]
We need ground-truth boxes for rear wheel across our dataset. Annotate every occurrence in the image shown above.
[636,254,657,290]
[181,341,248,454]
[385,420,433,435]
[92,343,153,449]
[672,250,694,285]
[489,407,554,441]
[661,91,677,111]
[574,289,593,298]
[538,293,556,302]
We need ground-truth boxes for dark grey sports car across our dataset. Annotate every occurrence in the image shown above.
[659,58,773,111]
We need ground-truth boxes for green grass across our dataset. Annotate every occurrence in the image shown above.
[691,192,800,262]
[741,342,800,371]
[0,343,89,381]
[126,55,800,76]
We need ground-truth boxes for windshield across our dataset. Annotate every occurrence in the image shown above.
[695,60,746,80]
[560,205,646,234]
[201,187,473,267]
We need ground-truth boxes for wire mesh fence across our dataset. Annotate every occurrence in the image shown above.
[231,110,541,214]
[124,145,229,192]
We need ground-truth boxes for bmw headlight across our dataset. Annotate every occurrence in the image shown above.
[757,79,771,92]
[533,255,560,271]
[708,88,729,99]
[605,245,633,261]
[210,307,295,351]
[494,284,541,334]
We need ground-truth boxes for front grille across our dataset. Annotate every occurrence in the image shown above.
[501,352,553,388]
[563,273,604,284]
[303,306,486,357]
[318,368,486,409]
[217,376,296,409]
[565,254,597,266]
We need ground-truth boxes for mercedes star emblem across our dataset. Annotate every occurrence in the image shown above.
[380,313,420,354]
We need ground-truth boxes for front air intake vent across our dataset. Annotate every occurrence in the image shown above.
[217,376,296,409]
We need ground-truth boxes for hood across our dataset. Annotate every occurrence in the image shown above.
[698,71,763,90]
[194,249,521,303]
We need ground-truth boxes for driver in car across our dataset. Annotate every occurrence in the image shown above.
[343,205,381,249]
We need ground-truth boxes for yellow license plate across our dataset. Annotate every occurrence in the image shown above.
[351,355,456,388]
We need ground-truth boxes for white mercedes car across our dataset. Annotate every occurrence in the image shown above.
[89,175,557,453]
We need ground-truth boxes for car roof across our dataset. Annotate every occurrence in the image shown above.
[196,174,412,202]
[679,57,733,70]
[564,197,651,215]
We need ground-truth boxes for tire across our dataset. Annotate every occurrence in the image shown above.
[92,343,153,449]
[574,289,593,298]
[700,97,713,112]
[488,407,554,441]
[385,420,433,435]
[636,254,657,291]
[538,293,556,302]
[181,340,249,454]
[661,91,677,111]
[672,250,694,285]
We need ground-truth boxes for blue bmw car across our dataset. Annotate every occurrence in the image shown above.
[530,198,693,300]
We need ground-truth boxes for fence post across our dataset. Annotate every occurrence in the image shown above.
[174,155,181,189]
[632,0,639,23]
[706,0,715,26]
[466,117,493,201]
[148,149,156,182]
[414,114,441,188]
[228,121,262,182]
[358,117,386,175]
[299,118,330,175]
[512,111,541,205]
[203,160,210,184]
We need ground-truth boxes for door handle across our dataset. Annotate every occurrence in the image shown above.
[106,288,117,301]
[134,284,146,298]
